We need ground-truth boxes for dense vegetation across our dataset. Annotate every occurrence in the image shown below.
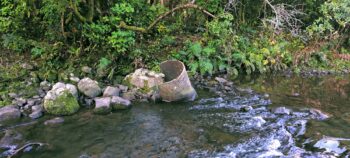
[0,0,349,80]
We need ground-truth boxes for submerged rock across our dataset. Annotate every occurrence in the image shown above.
[43,83,80,115]
[0,106,21,121]
[78,78,102,98]
[44,117,64,125]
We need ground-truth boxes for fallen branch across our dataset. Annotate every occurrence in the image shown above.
[119,3,216,33]
[7,142,48,158]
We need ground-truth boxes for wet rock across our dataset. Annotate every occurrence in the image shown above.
[274,107,291,115]
[111,96,131,110]
[0,106,21,121]
[124,68,164,89]
[43,82,80,115]
[44,117,64,125]
[103,86,120,97]
[309,108,329,120]
[82,66,92,74]
[150,91,161,103]
[78,78,102,98]
[93,97,111,114]
[314,137,347,155]
[240,106,253,112]
[29,110,43,119]
[215,77,227,83]
[263,93,269,99]
[122,91,136,101]
[29,105,43,119]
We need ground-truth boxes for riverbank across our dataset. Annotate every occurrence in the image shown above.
[1,70,350,157]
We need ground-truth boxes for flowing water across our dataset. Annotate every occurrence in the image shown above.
[1,74,350,157]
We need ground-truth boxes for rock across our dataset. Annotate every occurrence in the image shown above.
[241,106,253,112]
[26,99,35,107]
[122,91,136,101]
[78,78,102,98]
[124,68,164,89]
[0,130,23,148]
[14,97,26,107]
[44,117,64,125]
[29,110,43,119]
[309,108,329,120]
[93,97,111,114]
[0,106,21,121]
[40,81,52,91]
[103,86,120,97]
[215,77,227,83]
[274,107,291,115]
[314,137,347,155]
[69,76,80,83]
[43,83,80,115]
[65,84,79,98]
[111,96,131,110]
[83,98,94,108]
[8,93,18,99]
[150,91,161,103]
[82,66,92,74]
[118,85,128,92]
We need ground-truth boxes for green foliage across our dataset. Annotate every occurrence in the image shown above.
[308,0,350,38]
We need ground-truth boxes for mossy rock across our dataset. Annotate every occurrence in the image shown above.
[44,90,80,115]
[93,106,111,115]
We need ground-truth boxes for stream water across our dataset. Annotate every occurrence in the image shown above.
[1,74,350,157]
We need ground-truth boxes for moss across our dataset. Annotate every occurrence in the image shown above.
[93,106,111,115]
[44,90,80,115]
[112,104,130,110]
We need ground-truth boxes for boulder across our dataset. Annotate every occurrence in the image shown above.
[43,83,80,115]
[111,96,131,110]
[103,86,120,97]
[78,78,102,98]
[0,106,21,121]
[93,97,111,114]
[124,68,164,89]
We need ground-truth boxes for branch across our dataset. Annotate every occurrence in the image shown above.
[119,3,216,33]
[7,142,48,158]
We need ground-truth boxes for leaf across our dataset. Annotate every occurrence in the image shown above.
[189,42,202,57]
[98,57,111,69]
